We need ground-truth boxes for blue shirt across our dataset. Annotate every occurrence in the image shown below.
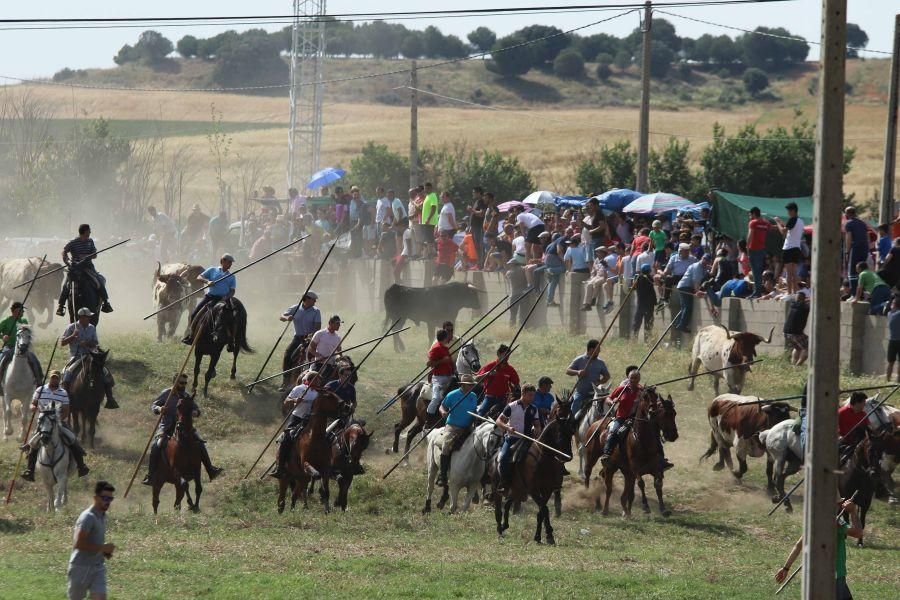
[889,310,900,341]
[844,218,868,250]
[666,253,697,278]
[202,267,236,297]
[564,245,588,271]
[284,304,321,337]
[677,261,708,290]
[878,236,892,261]
[323,379,356,405]
[441,388,478,428]
[532,391,554,412]
[719,278,752,300]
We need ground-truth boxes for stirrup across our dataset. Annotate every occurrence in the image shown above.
[21,469,35,482]
[56,306,66,317]
[141,474,153,486]
[101,302,113,313]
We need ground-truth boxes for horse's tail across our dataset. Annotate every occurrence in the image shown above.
[234,300,254,353]
[699,430,717,464]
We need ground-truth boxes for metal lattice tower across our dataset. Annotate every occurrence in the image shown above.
[287,0,326,191]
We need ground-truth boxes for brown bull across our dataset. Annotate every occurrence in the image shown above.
[688,324,773,394]
[153,262,189,341]
[0,257,64,328]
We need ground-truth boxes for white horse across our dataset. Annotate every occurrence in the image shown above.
[758,419,803,513]
[575,386,610,479]
[35,408,75,512]
[455,341,481,377]
[2,324,41,439]
[423,422,500,514]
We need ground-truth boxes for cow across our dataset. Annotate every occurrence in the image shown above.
[153,262,189,341]
[687,324,773,395]
[158,263,204,312]
[700,394,794,493]
[0,258,65,328]
[383,282,483,352]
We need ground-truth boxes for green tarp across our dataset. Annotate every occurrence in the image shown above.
[711,190,812,253]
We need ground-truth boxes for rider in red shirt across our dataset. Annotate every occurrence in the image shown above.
[838,392,867,445]
[425,329,455,419]
[475,344,520,417]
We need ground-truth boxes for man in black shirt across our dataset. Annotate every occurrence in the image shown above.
[783,291,810,366]
[632,264,657,342]
[57,224,113,317]
[877,237,900,289]
[468,186,487,267]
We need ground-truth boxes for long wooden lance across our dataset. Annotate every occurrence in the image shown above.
[375,285,534,415]
[382,345,521,480]
[143,235,309,320]
[19,255,47,309]
[468,411,572,460]
[244,326,410,388]
[6,335,59,504]
[580,311,679,451]
[248,241,337,392]
[649,360,763,387]
[838,383,900,395]
[123,315,207,498]
[12,240,131,289]
[243,323,355,479]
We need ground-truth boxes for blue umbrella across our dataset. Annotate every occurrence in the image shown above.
[306,167,345,190]
[594,188,642,212]
[553,195,588,209]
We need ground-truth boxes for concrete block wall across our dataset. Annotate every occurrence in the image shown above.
[349,258,888,376]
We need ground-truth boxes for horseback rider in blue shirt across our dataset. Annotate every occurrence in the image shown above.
[182,254,236,345]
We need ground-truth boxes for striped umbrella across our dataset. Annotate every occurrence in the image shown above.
[623,192,693,215]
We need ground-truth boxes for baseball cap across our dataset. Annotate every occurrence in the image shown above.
[702,253,713,261]
[76,307,94,317]
[640,263,652,272]
[221,253,235,263]
[304,290,319,300]
[538,376,554,386]
[652,220,662,228]
[49,369,61,378]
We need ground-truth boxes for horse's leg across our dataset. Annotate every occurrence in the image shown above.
[88,411,97,449]
[277,478,288,514]
[533,498,545,543]
[423,453,436,514]
[554,488,562,518]
[204,351,221,398]
[637,477,651,514]
[321,470,331,514]
[654,473,670,517]
[192,353,202,393]
[493,492,504,536]
[152,483,161,515]
[765,456,776,495]
[621,474,634,518]
[230,349,238,380]
[502,498,513,532]
[601,469,614,516]
[544,504,555,545]
[192,474,203,513]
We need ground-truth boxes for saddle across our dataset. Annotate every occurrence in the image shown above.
[71,264,102,292]
[449,425,473,452]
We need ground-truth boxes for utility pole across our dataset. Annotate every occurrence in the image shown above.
[409,60,419,189]
[636,1,652,193]
[880,14,900,226]
[804,2,846,599]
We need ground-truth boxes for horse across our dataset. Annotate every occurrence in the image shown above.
[66,266,102,326]
[280,355,359,414]
[423,422,500,515]
[35,408,75,512]
[455,341,481,377]
[390,381,430,459]
[191,298,253,398]
[839,436,878,547]
[758,419,803,513]
[491,409,576,545]
[68,349,109,448]
[277,390,342,514]
[329,421,371,511]
[585,389,679,517]
[151,395,203,514]
[574,387,610,479]
[2,324,41,439]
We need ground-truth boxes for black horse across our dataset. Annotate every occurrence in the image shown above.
[191,298,253,397]
[66,267,102,326]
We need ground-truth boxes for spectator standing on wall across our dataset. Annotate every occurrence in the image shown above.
[886,297,900,382]
[468,186,487,267]
[774,202,805,296]
[746,207,771,298]
[783,290,810,366]
[843,206,869,295]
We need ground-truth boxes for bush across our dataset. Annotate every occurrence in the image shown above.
[613,50,632,71]
[649,138,698,198]
[419,144,533,204]
[596,53,613,66]
[487,34,537,77]
[400,34,424,59]
[595,62,612,81]
[742,67,769,96]
[574,140,636,195]
[349,142,409,195]
[177,35,199,58]
[553,50,585,79]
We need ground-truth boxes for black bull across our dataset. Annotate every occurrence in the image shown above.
[383,282,483,352]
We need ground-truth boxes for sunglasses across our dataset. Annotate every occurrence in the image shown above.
[99,495,115,503]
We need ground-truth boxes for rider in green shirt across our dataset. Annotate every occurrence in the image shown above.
[0,302,40,391]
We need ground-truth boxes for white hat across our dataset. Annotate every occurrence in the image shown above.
[678,243,690,251]
[76,307,94,317]
[652,220,662,228]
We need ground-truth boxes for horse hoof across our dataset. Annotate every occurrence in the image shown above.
[784,505,793,514]
[534,538,542,545]
[712,463,724,471]
[731,471,743,480]
[601,510,609,517]
[190,506,200,514]
[277,506,285,514]
[546,536,556,546]
[642,506,651,514]
[771,496,781,504]
[662,509,671,518]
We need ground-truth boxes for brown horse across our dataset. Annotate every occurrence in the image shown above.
[277,390,342,513]
[151,395,203,514]
[583,389,679,517]
[390,381,430,457]
[329,422,371,511]
[68,350,109,448]
[491,403,576,545]
[191,298,253,398]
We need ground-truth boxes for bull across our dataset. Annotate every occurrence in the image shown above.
[153,262,189,342]
[700,394,794,493]
[383,282,483,352]
[0,257,65,328]
[159,263,204,311]
[687,324,773,395]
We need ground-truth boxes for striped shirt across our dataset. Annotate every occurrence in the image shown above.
[64,237,97,264]
[33,384,69,415]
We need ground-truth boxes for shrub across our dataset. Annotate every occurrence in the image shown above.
[553,50,585,79]
[595,62,612,81]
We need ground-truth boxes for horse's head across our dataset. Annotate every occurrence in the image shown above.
[645,388,679,443]
[175,394,196,431]
[14,324,33,355]
[345,423,370,461]
[550,395,576,429]
[458,341,481,373]
[312,390,342,419]
[211,301,235,344]
[542,418,574,464]
[336,356,359,385]
[37,408,58,446]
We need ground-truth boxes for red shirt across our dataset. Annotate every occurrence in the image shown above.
[747,218,771,251]
[837,404,867,439]
[612,382,641,419]
[428,342,453,376]
[631,234,651,256]
[477,359,520,398]
[436,237,458,267]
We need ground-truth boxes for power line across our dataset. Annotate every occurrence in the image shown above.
[657,9,893,56]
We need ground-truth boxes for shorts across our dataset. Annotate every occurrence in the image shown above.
[782,247,802,264]
[418,223,435,244]
[67,563,107,599]
[888,339,900,362]
[785,333,808,352]
[654,250,667,265]
[525,224,546,244]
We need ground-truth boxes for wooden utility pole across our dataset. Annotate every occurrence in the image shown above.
[636,1,652,193]
[804,2,846,598]
[409,60,419,189]
[880,14,900,226]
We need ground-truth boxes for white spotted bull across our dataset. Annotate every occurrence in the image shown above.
[688,324,773,395]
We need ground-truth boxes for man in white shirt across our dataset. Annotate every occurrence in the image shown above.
[515,207,546,261]
[307,315,343,370]
[389,189,406,223]
[147,205,177,262]
[635,240,655,274]
[375,186,392,232]
[271,370,320,479]
[774,201,805,296]
[438,191,457,235]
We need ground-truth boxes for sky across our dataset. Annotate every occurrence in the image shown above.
[0,1,894,79]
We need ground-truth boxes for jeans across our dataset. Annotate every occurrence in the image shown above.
[603,417,625,455]
[799,406,807,455]
[534,265,565,303]
[427,375,452,415]
[472,226,484,266]
[498,434,520,481]
[674,289,694,331]
[190,294,223,323]
[847,246,867,294]
[477,395,505,417]
[869,284,892,315]
[748,249,766,297]
[572,389,591,415]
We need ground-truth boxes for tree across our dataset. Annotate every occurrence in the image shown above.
[613,50,632,71]
[742,68,769,96]
[639,41,676,78]
[845,23,869,58]
[176,35,199,58]
[709,35,740,65]
[513,25,570,65]
[113,44,139,66]
[468,27,497,55]
[575,33,621,62]
[740,27,809,70]
[440,35,470,59]
[689,34,714,63]
[595,62,612,81]
[132,30,174,65]
[574,140,636,195]
[419,144,533,204]
[197,30,240,59]
[487,35,537,77]
[211,29,288,88]
[400,33,424,59]
[422,26,447,59]
[349,142,409,194]
[648,138,697,198]
[553,50,585,79]
[626,19,681,54]
[357,21,406,58]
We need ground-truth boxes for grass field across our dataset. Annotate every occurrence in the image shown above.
[0,309,897,599]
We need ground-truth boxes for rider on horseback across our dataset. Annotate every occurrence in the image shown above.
[475,344,520,417]
[323,364,364,474]
[182,254,236,345]
[436,373,478,487]
[61,308,117,409]
[279,291,320,391]
[56,224,113,317]
[271,370,321,480]
[425,329,455,423]
[599,367,673,471]
[20,370,91,481]
[307,315,343,378]
[496,384,542,493]
[0,302,41,392]
[141,373,224,486]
